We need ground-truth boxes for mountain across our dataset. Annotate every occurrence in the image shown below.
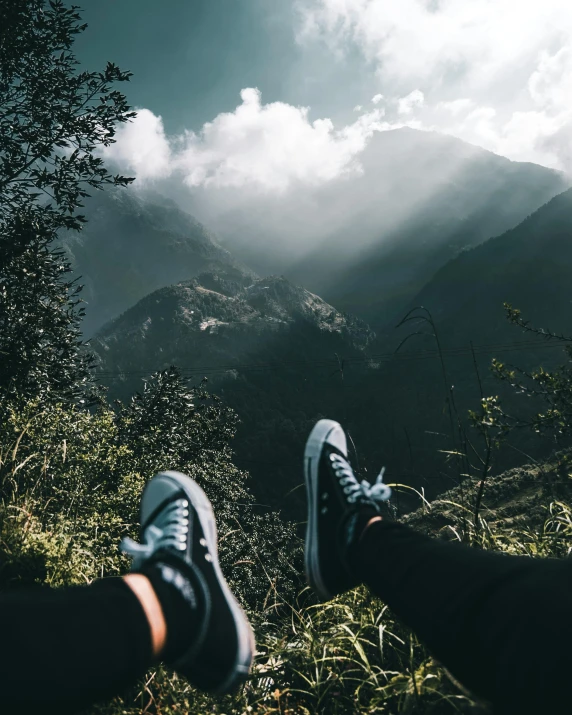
[399,187,572,347]
[85,136,572,519]
[60,188,256,337]
[195,128,569,330]
[92,187,572,520]
[293,130,570,330]
[378,187,572,443]
[344,188,572,504]
[92,272,375,517]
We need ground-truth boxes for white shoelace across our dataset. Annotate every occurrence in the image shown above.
[120,498,189,569]
[330,453,392,505]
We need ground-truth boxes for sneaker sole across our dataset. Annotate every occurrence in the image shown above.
[158,471,255,694]
[304,420,347,601]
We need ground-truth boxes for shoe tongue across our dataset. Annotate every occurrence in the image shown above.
[143,490,186,534]
[327,443,349,459]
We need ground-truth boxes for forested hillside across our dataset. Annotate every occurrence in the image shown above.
[92,271,374,515]
[92,189,572,518]
[358,187,572,492]
[402,187,572,346]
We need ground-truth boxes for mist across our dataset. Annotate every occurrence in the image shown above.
[130,122,567,317]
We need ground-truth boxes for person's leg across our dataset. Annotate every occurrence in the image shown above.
[123,572,167,657]
[0,470,255,714]
[354,517,572,713]
[0,576,155,714]
[304,419,572,715]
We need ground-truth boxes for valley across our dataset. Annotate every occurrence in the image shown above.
[66,140,572,521]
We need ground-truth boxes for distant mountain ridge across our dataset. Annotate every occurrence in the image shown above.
[60,188,256,337]
[87,138,572,518]
[96,271,373,357]
[196,128,569,329]
[291,129,570,329]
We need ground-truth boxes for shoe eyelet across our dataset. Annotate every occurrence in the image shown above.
[205,553,213,562]
[200,538,208,547]
[321,506,328,515]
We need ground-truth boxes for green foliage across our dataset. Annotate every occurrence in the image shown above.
[4,359,571,714]
[0,0,135,230]
[469,303,572,442]
[0,368,302,610]
[0,397,138,588]
[0,0,135,407]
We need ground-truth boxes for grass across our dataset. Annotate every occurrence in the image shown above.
[91,477,572,715]
[2,397,572,714]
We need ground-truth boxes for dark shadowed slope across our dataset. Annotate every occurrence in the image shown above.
[401,187,572,347]
[347,188,572,501]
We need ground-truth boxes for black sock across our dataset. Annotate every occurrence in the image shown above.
[138,558,208,663]
[343,507,383,571]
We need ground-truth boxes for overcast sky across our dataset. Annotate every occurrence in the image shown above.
[76,0,572,193]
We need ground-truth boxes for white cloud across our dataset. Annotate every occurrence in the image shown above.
[437,98,474,116]
[353,104,363,111]
[528,46,572,112]
[297,0,572,173]
[371,93,384,104]
[101,108,172,181]
[397,89,424,115]
[105,88,387,193]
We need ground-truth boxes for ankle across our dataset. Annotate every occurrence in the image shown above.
[137,558,208,664]
[359,516,383,544]
[343,508,381,565]
[123,573,167,658]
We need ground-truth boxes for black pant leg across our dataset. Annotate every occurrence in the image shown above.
[0,577,154,714]
[355,519,572,714]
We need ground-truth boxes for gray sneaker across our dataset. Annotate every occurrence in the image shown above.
[121,471,255,693]
[304,420,392,601]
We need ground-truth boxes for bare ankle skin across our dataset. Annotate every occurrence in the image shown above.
[123,573,167,658]
[359,516,383,544]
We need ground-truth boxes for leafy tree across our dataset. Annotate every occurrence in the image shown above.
[0,0,135,407]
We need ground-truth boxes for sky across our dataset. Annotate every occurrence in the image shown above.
[75,0,572,269]
[76,0,572,187]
